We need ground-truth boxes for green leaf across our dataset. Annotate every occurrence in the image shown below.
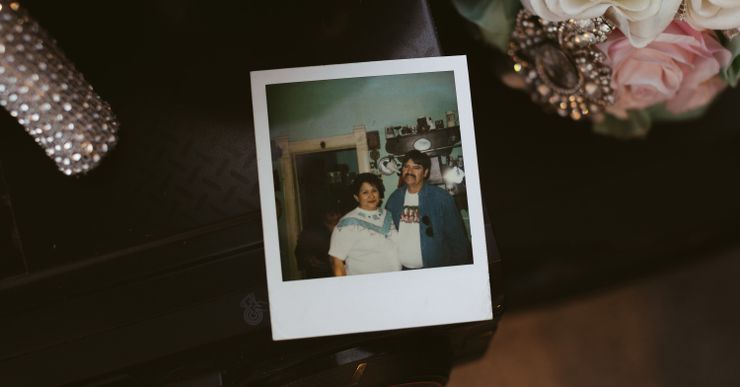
[722,35,740,87]
[646,103,710,122]
[451,0,522,52]
[592,110,652,139]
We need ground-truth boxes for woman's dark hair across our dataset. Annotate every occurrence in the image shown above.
[403,150,431,171]
[351,173,385,199]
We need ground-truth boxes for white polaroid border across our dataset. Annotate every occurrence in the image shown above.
[251,56,492,340]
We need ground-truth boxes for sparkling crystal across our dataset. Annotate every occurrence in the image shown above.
[575,32,596,46]
[575,19,593,29]
[509,9,615,123]
[81,141,93,154]
[537,84,550,96]
[585,82,599,96]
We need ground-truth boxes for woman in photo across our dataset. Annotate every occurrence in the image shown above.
[329,173,401,276]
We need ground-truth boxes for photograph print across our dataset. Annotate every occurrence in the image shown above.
[252,56,492,339]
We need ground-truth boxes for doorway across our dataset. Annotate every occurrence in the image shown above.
[275,126,370,280]
[294,149,358,230]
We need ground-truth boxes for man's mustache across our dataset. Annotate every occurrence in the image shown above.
[404,173,416,179]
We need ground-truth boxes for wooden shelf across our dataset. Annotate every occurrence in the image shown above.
[384,126,461,156]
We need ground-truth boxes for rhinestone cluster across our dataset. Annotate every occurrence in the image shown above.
[508,9,615,121]
[676,0,688,21]
[0,1,119,175]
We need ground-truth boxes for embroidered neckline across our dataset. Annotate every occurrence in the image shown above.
[356,208,383,221]
[337,210,393,236]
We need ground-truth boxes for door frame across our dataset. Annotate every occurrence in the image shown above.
[276,125,370,279]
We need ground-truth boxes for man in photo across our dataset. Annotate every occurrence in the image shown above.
[386,150,472,269]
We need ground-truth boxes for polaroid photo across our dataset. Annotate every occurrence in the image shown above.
[251,56,492,340]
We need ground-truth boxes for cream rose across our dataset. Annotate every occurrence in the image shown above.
[685,0,740,30]
[521,0,683,47]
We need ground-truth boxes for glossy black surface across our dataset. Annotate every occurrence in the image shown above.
[4,0,738,384]
[0,1,503,386]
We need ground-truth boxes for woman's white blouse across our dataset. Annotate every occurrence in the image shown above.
[328,207,401,275]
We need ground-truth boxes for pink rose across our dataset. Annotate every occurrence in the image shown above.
[598,21,731,118]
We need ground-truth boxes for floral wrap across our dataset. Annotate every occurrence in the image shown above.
[453,0,740,138]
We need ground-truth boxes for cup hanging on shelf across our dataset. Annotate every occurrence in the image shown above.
[446,111,456,127]
[385,126,395,139]
[416,116,430,133]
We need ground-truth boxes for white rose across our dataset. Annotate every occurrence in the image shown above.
[521,0,683,47]
[685,0,740,30]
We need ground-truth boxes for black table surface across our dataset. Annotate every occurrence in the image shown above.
[0,1,738,385]
[1,0,738,311]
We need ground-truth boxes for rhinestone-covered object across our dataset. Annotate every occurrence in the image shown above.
[676,0,688,21]
[508,10,615,121]
[0,1,118,176]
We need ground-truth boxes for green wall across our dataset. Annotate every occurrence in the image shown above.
[267,72,457,141]
[267,71,460,192]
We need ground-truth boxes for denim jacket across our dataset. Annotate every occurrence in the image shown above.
[385,183,472,268]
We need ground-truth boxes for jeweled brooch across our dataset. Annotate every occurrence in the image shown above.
[508,9,615,121]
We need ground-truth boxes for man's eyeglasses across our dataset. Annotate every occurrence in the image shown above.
[421,215,434,237]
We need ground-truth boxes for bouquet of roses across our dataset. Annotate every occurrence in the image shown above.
[453,0,740,138]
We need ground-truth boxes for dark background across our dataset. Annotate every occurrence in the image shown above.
[0,1,492,385]
[2,0,735,306]
[0,0,739,385]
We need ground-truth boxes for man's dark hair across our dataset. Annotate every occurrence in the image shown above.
[403,150,431,171]
[351,172,385,199]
